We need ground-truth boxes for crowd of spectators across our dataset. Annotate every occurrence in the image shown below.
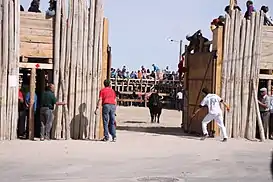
[111,64,180,81]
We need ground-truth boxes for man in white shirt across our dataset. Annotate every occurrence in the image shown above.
[192,88,230,142]
[176,91,183,112]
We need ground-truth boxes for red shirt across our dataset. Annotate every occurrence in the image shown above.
[18,90,23,101]
[99,87,116,105]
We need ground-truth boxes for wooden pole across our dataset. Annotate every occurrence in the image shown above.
[59,0,67,139]
[7,0,14,139]
[221,14,230,132]
[246,13,256,140]
[212,26,224,136]
[99,18,109,138]
[1,0,8,139]
[52,0,62,139]
[12,0,20,140]
[252,80,265,142]
[92,0,103,139]
[28,68,36,140]
[68,0,79,139]
[229,0,236,10]
[0,0,3,140]
[87,0,96,139]
[239,19,246,137]
[242,19,251,139]
[226,10,235,138]
[64,0,74,140]
[232,10,241,138]
[74,0,84,139]
[81,0,89,140]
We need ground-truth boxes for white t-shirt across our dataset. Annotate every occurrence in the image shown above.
[200,94,222,115]
[176,92,183,99]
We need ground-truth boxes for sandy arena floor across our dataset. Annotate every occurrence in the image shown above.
[0,106,272,182]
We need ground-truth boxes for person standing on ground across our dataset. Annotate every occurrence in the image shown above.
[258,87,271,138]
[192,88,230,142]
[18,84,26,138]
[40,84,66,141]
[95,79,117,142]
[176,90,183,112]
[269,87,273,139]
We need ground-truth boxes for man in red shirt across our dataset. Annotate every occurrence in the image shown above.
[95,79,117,142]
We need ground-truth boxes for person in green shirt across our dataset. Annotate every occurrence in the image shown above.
[40,83,65,141]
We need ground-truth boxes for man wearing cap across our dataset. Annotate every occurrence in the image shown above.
[95,79,117,142]
[258,87,271,138]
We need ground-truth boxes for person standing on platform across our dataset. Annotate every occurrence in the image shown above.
[95,79,117,142]
[192,88,230,142]
[40,84,66,141]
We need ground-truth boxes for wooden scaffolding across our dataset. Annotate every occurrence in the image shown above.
[0,0,109,140]
[184,10,273,141]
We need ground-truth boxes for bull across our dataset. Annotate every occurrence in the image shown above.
[147,92,163,123]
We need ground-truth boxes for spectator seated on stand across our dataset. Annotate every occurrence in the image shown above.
[244,0,255,20]
[28,0,41,13]
[186,30,210,53]
[261,6,273,26]
[210,15,225,31]
[224,5,241,14]
[46,0,57,17]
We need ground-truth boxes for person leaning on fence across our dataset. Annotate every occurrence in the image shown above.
[258,87,271,138]
[40,84,66,141]
[95,79,117,142]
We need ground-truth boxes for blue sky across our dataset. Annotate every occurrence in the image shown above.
[21,0,273,71]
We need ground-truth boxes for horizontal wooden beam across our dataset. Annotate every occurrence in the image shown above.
[19,62,53,69]
[259,74,273,80]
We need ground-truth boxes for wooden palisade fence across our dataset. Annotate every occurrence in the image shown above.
[52,0,104,140]
[0,0,105,140]
[221,10,265,141]
[0,0,19,140]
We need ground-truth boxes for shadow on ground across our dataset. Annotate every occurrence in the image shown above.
[117,123,202,140]
[123,121,147,124]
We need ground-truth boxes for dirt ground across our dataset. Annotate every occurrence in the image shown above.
[0,106,272,182]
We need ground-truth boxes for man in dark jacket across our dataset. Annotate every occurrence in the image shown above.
[40,84,65,140]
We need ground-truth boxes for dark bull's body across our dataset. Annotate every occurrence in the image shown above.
[148,93,162,123]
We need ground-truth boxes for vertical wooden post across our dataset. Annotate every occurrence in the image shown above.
[64,0,74,140]
[1,0,8,139]
[68,0,79,139]
[99,17,109,138]
[0,0,3,140]
[52,0,62,139]
[267,70,272,95]
[211,26,224,136]
[74,0,84,139]
[229,0,235,10]
[95,1,104,139]
[58,0,67,139]
[29,68,36,140]
[81,0,89,139]
[107,46,112,80]
[87,0,96,139]
[183,45,189,131]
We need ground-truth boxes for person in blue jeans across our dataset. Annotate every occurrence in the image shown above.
[95,79,117,142]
